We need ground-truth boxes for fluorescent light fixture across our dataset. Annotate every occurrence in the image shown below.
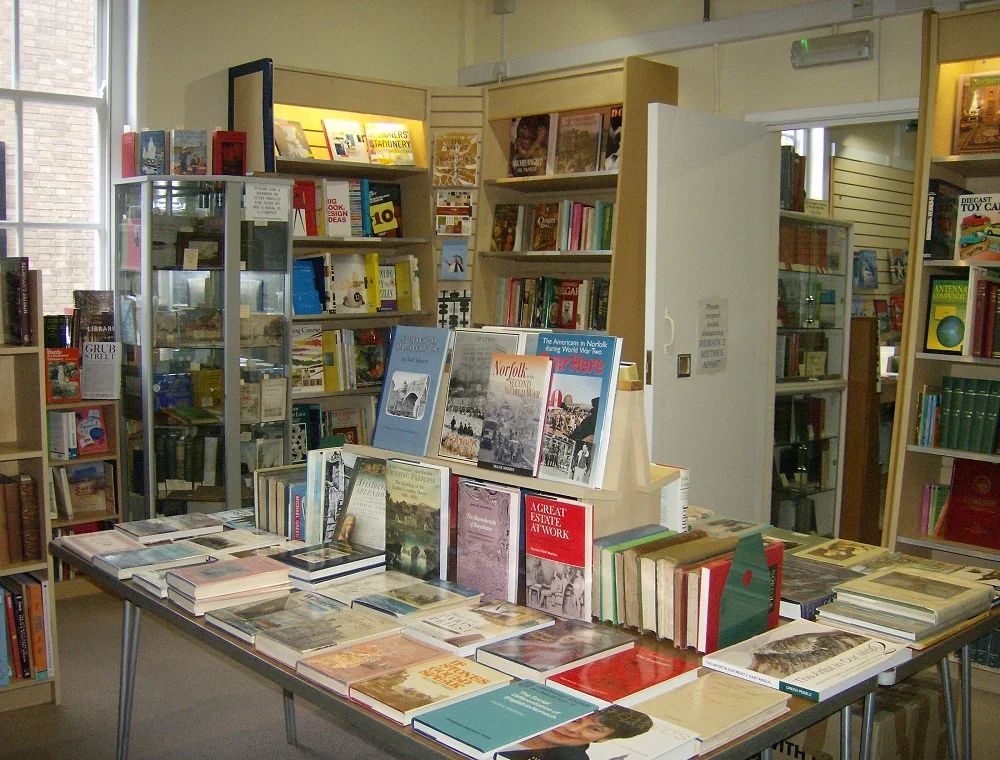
[791,31,873,69]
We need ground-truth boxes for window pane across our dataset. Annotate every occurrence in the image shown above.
[22,102,97,222]
[0,0,11,88]
[0,99,13,220]
[24,228,97,314]
[19,0,96,96]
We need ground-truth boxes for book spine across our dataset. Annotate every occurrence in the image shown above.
[9,586,31,678]
[18,258,30,346]
[20,577,46,678]
[2,480,21,564]
[2,589,22,679]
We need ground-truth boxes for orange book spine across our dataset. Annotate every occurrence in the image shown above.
[21,578,47,678]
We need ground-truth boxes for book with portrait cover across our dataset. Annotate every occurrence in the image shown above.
[702,618,909,702]
[509,113,555,177]
[332,456,387,550]
[529,203,560,251]
[535,333,621,489]
[523,494,593,622]
[170,129,208,175]
[411,680,597,760]
[454,478,521,602]
[349,654,511,725]
[439,328,526,464]
[321,119,369,164]
[491,203,524,252]
[554,110,603,174]
[205,590,346,644]
[363,122,415,166]
[405,601,553,657]
[475,620,634,681]
[385,459,449,581]
[476,354,552,478]
[372,326,452,456]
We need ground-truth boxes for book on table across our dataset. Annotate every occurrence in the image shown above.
[411,680,597,760]
[310,569,419,607]
[92,541,215,580]
[115,513,224,544]
[254,607,402,668]
[165,555,290,600]
[524,493,593,623]
[296,632,448,697]
[475,620,635,682]
[777,554,862,621]
[57,529,144,562]
[267,540,385,582]
[348,654,512,725]
[702,618,910,702]
[404,600,555,657]
[131,569,170,598]
[384,458,450,581]
[167,583,293,617]
[814,600,973,644]
[331,456,386,550]
[591,523,677,624]
[454,478,522,603]
[761,527,831,556]
[792,538,889,569]
[352,578,482,621]
[185,528,287,557]
[619,530,703,629]
[205,591,346,644]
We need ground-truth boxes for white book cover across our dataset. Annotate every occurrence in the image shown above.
[330,254,370,314]
[321,119,369,164]
[324,179,354,237]
[80,341,121,399]
[59,530,144,562]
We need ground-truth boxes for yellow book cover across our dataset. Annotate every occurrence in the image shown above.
[322,330,342,392]
[394,260,413,312]
[364,122,415,166]
[365,252,381,313]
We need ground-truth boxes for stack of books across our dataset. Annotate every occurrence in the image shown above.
[164,556,293,616]
[269,540,386,591]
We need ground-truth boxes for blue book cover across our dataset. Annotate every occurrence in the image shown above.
[352,578,480,618]
[534,332,622,488]
[151,372,193,411]
[0,589,9,687]
[372,326,452,456]
[287,482,308,540]
[412,680,596,758]
[292,257,325,316]
[139,129,167,175]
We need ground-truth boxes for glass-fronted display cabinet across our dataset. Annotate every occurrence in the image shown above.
[114,177,293,520]
[772,212,853,537]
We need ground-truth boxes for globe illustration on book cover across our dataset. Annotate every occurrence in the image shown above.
[936,315,964,348]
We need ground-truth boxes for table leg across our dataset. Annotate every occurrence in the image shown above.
[859,691,876,760]
[840,704,852,760]
[283,688,297,746]
[940,657,959,760]
[116,601,142,760]
[760,749,772,760]
[961,644,972,760]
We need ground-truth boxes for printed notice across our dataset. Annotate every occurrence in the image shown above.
[697,298,728,374]
[245,183,290,222]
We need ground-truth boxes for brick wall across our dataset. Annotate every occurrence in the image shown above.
[0,0,99,314]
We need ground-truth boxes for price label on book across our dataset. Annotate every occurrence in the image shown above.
[245,183,290,223]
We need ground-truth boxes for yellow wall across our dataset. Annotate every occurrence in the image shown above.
[142,0,464,128]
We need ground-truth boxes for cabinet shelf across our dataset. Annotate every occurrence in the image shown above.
[291,387,380,400]
[930,152,1000,179]
[775,378,848,395]
[895,533,1000,563]
[52,511,120,529]
[291,310,431,323]
[773,435,839,449]
[915,352,1000,366]
[49,451,118,466]
[46,399,118,410]
[293,236,429,250]
[478,250,612,263]
[771,484,836,501]
[273,157,428,179]
[0,444,44,462]
[777,325,844,333]
[484,170,618,193]
[0,345,40,356]
[906,444,1000,463]
[0,560,48,578]
[778,263,846,276]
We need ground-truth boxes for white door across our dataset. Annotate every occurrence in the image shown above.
[644,104,778,523]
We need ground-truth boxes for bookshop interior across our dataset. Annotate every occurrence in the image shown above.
[6,1,1000,759]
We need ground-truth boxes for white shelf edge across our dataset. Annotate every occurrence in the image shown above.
[905,444,1000,463]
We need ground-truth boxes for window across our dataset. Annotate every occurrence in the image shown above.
[0,0,108,315]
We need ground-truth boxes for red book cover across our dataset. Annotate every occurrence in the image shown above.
[973,279,990,356]
[570,203,583,250]
[944,459,1000,549]
[121,132,138,177]
[524,494,592,622]
[212,130,247,175]
[75,406,109,456]
[551,280,583,330]
[546,645,698,704]
[984,283,998,360]
[44,348,81,403]
[2,589,22,679]
[292,180,319,237]
[890,295,905,333]
[697,540,784,654]
[447,474,460,581]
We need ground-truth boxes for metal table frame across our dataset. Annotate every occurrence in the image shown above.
[49,543,995,760]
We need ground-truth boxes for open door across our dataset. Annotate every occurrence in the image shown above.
[644,104,778,522]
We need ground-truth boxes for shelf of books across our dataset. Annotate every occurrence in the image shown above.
[471,58,678,365]
[0,269,61,711]
[884,6,1000,572]
[113,176,295,522]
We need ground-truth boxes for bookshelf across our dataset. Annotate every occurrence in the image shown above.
[884,6,1000,568]
[471,58,678,366]
[229,59,440,439]
[0,271,61,711]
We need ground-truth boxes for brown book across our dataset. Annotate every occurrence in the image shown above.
[17,477,41,562]
[2,476,23,564]
[621,530,707,629]
[16,575,47,677]
[0,483,10,565]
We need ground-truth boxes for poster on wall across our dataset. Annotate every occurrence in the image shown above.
[697,298,728,374]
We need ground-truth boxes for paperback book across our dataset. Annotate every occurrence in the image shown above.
[435,190,474,236]
[320,119,369,163]
[310,569,419,606]
[554,110,603,174]
[432,131,479,187]
[165,555,290,600]
[510,114,554,177]
[181,528,286,557]
[364,122,415,166]
[333,456,386,550]
[778,554,862,620]
[404,601,554,657]
[57,530,144,562]
[273,119,312,158]
[454,478,521,602]
[524,494,593,622]
[115,513,224,544]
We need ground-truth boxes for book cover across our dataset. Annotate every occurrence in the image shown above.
[352,578,482,619]
[354,327,389,387]
[455,478,520,602]
[702,618,909,702]
[529,203,560,251]
[373,326,452,456]
[206,590,346,644]
[92,541,213,579]
[186,528,285,556]
[255,608,401,666]
[211,129,246,175]
[853,249,878,289]
[321,119,369,163]
[814,600,964,643]
[334,456,386,550]
[796,538,889,568]
[524,494,593,622]
[476,620,634,681]
[350,654,511,724]
[436,190,474,236]
[368,182,402,238]
[603,105,623,171]
[406,601,554,656]
[74,406,108,456]
[378,265,398,311]
[329,254,370,314]
[166,555,289,599]
[546,645,699,706]
[778,554,862,620]
[297,633,446,696]
[412,680,597,760]
[432,131,479,187]
[439,238,468,281]
[310,569,419,606]
[554,110,603,174]
[491,204,523,252]
[440,328,524,464]
[364,122,415,166]
[510,114,553,178]
[324,179,353,238]
[44,348,81,403]
[291,257,326,316]
[80,341,121,400]
[477,354,552,477]
[292,179,319,237]
[64,460,114,514]
[273,118,313,158]
[926,178,970,260]
[385,459,447,581]
[269,540,385,581]
[924,276,969,353]
[535,333,621,489]
[945,458,1000,549]
[170,129,208,175]
[121,130,137,177]
[58,529,144,561]
[116,512,223,543]
[291,324,324,394]
[139,129,166,175]
[955,193,1000,262]
[954,70,1000,155]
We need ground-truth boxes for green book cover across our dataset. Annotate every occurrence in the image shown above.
[599,527,676,623]
[956,378,978,451]
[939,376,954,450]
[983,380,1000,454]
[970,379,990,453]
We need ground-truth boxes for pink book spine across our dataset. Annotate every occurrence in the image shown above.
[921,483,931,535]
[570,203,583,251]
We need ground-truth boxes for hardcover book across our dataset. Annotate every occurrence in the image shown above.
[320,119,369,163]
[368,182,402,238]
[329,254,370,314]
[795,538,889,568]
[405,601,554,657]
[411,680,597,760]
[778,554,862,621]
[352,578,481,620]
[385,459,448,581]
[372,326,452,456]
[475,620,635,681]
[353,327,389,387]
[186,529,286,556]
[64,460,115,514]
[363,122,415,166]
[333,456,386,550]
[170,129,208,175]
[205,591,346,644]
[57,529,144,562]
[310,569,419,606]
[945,458,1000,549]
[165,555,290,600]
[524,494,593,622]
[814,599,967,643]
[292,179,319,237]
[455,478,521,602]
[92,540,213,580]
[509,113,554,178]
[291,324,324,393]
[955,193,1000,262]
[44,348,81,403]
[702,618,910,702]
[924,276,969,354]
[323,179,353,238]
[554,110,603,174]
[440,328,525,464]
[273,118,313,158]
[603,105,623,171]
[432,131,479,187]
[349,654,511,725]
[535,332,621,488]
[476,353,552,477]
[211,129,246,175]
[546,645,699,707]
[254,607,401,667]
[529,203,561,251]
[74,406,109,456]
[139,129,167,175]
[297,633,446,696]
[267,540,385,582]
[491,204,523,252]
[115,513,224,544]
[954,70,1000,155]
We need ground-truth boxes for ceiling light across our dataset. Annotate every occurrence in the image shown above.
[791,31,873,69]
